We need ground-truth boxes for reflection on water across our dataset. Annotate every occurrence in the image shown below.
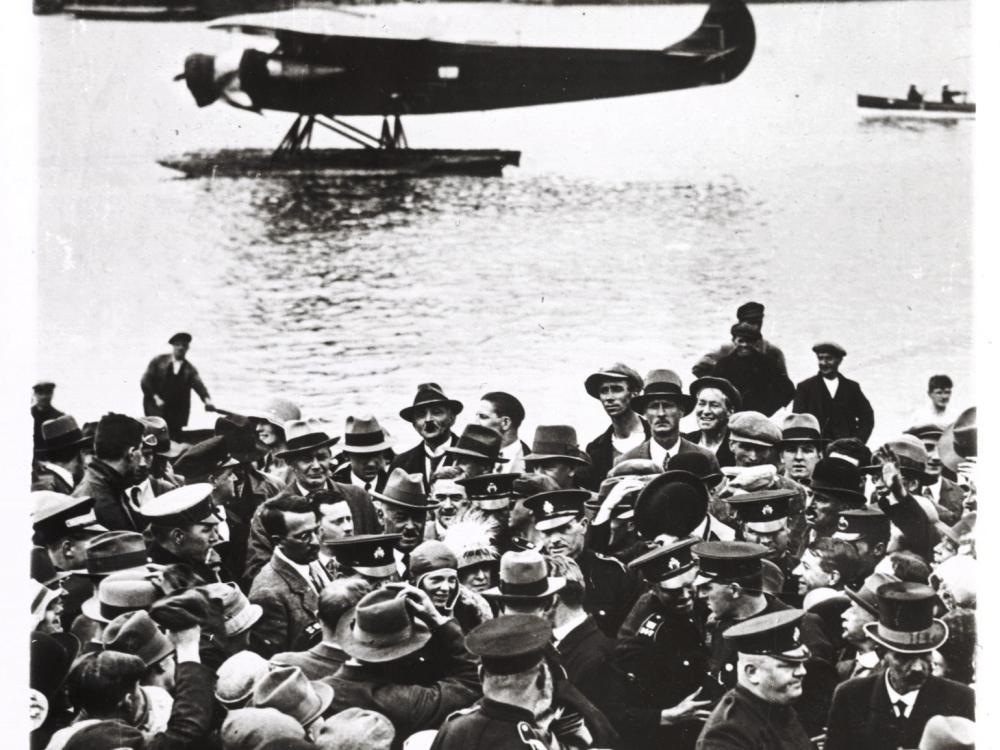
[858,115,969,132]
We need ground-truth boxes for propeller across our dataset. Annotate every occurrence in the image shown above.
[174,51,259,112]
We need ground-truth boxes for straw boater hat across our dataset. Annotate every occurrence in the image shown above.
[399,383,464,423]
[274,418,340,460]
[583,363,644,398]
[337,588,433,663]
[863,581,948,654]
[630,369,695,415]
[342,414,393,454]
[481,550,566,601]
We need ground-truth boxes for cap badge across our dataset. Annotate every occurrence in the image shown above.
[837,516,850,531]
[668,557,681,571]
[486,482,498,495]
[761,504,773,517]
[543,501,555,515]
[373,546,386,560]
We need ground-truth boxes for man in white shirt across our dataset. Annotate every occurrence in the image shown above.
[907,374,954,428]
[475,391,530,474]
[334,414,393,494]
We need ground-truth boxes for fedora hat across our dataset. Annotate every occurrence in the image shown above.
[371,468,439,510]
[84,531,150,577]
[481,550,566,600]
[843,571,899,617]
[253,665,335,728]
[809,457,866,506]
[863,581,948,654]
[584,363,644,399]
[399,383,463,423]
[631,369,695,415]
[215,651,270,707]
[689,376,742,411]
[446,425,508,464]
[634,470,708,540]
[523,425,589,465]
[874,435,936,486]
[202,582,264,636]
[81,567,166,624]
[918,715,975,750]
[275,418,340,459]
[939,406,976,474]
[139,416,179,457]
[778,413,826,447]
[102,610,174,667]
[38,415,91,456]
[342,414,393,454]
[336,588,433,662]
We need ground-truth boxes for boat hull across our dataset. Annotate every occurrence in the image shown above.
[857,94,975,116]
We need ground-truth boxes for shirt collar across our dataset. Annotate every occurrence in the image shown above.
[424,437,453,459]
[649,437,677,467]
[552,611,589,645]
[884,670,920,710]
[40,461,74,488]
[500,441,523,461]
[275,547,314,585]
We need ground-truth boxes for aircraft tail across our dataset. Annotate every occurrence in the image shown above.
[664,0,755,83]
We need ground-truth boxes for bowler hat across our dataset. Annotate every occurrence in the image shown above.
[584,363,644,399]
[253,665,335,727]
[275,418,340,459]
[723,609,810,662]
[809,457,866,506]
[84,531,150,577]
[630,370,695,415]
[32,492,105,545]
[482,550,566,600]
[728,411,781,447]
[736,301,765,321]
[446,425,508,464]
[730,322,762,342]
[863,581,948,654]
[371,468,439,510]
[939,406,976,474]
[689,376,743,411]
[523,425,589,465]
[778,413,826,447]
[812,341,846,357]
[215,651,270,707]
[203,582,264,636]
[843,571,899,617]
[214,414,260,462]
[666,452,723,488]
[399,383,463,423]
[38,415,91,455]
[918,715,975,750]
[466,614,551,675]
[337,588,433,662]
[342,414,393,454]
[168,332,192,346]
[102,610,175,667]
[634,470,708,540]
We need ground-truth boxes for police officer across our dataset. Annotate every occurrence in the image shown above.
[695,609,814,750]
[522,487,641,637]
[617,537,721,750]
[143,483,228,583]
[727,488,802,605]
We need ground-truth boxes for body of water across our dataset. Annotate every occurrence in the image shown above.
[36,0,973,445]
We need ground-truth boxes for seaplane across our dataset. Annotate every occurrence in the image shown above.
[161,0,755,178]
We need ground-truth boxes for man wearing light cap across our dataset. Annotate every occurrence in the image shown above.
[143,483,227,583]
[793,342,874,442]
[904,423,963,525]
[711,323,794,417]
[141,332,215,439]
[617,538,719,750]
[695,609,813,749]
[868,438,943,560]
[582,363,650,489]
[777,413,826,485]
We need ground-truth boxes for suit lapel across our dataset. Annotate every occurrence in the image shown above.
[273,554,318,613]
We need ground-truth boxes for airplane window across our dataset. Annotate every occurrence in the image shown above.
[438,66,460,80]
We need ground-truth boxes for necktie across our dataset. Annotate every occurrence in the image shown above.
[308,563,326,595]
[894,700,908,719]
[662,451,671,471]
[365,481,372,492]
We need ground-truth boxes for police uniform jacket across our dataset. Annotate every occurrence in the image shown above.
[824,674,974,750]
[76,459,147,532]
[695,685,812,750]
[577,547,643,638]
[792,374,874,442]
[582,418,651,491]
[247,551,323,658]
[431,699,561,750]
[140,354,211,435]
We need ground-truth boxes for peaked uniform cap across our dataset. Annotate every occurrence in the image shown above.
[466,614,551,675]
[457,472,519,510]
[692,541,768,586]
[689,376,743,411]
[371,468,439,510]
[729,411,782,447]
[634,470,708,540]
[327,534,402,578]
[32,492,105,543]
[778,413,826,445]
[173,437,238,483]
[275,418,340,459]
[631,369,695,415]
[863,581,948,654]
[522,489,591,532]
[342,414,393,454]
[39,415,91,454]
[584,363,644,398]
[253,665,335,728]
[523,425,589,465]
[399,383,463,422]
[142,483,223,527]
[906,423,945,441]
[481,550,566,600]
[812,341,846,357]
[834,508,890,542]
[336,588,433,662]
[727,488,796,533]
[102,610,175,667]
[628,537,699,587]
[446,425,508,464]
[723,609,810,662]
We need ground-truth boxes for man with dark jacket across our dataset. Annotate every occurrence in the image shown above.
[824,582,975,750]
[33,415,90,494]
[793,342,874,442]
[712,323,794,418]
[144,484,227,584]
[582,363,649,490]
[390,383,462,489]
[74,413,151,533]
[141,332,215,439]
[31,381,64,450]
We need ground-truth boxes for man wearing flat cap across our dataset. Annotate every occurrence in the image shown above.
[141,332,215,439]
[692,302,789,380]
[695,609,814,749]
[825,582,974,750]
[390,383,463,489]
[619,369,716,469]
[711,323,794,417]
[581,363,650,490]
[793,341,874,442]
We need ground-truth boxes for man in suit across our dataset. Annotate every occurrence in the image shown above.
[683,377,741,469]
[75,413,151,533]
[331,414,393,494]
[270,577,371,679]
[390,383,462,489]
[825,582,975,750]
[905,423,964,525]
[619,370,717,469]
[793,342,874,442]
[475,391,531,474]
[249,495,330,658]
[33,415,90,493]
[140,332,215,439]
[370,468,440,557]
[582,363,649,490]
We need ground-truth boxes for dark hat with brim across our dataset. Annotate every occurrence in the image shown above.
[689,376,742,412]
[736,301,765,322]
[809,457,867,506]
[466,614,551,675]
[523,489,591,532]
[584,363,644,399]
[446,425,508,464]
[371,468,439,511]
[168,332,192,346]
[628,537,698,588]
[634,470,708,540]
[843,572,899,617]
[727,488,796,533]
[692,540,768,587]
[33,381,56,394]
[457,472,519,511]
[342,414,394,454]
[399,383,463,423]
[631,369,695,415]
[778,413,827,448]
[38,415,92,456]
[863,581,948,654]
[938,406,976,474]
[328,534,402,578]
[523,425,589,466]
[336,588,433,662]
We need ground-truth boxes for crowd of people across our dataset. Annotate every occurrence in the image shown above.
[29,301,978,750]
